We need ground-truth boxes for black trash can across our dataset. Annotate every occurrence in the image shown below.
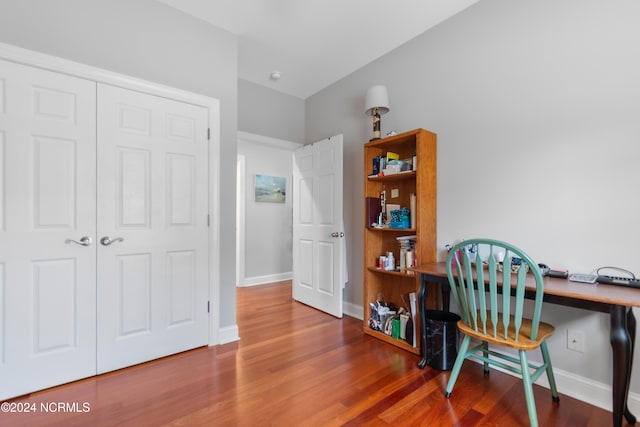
[425,310,461,370]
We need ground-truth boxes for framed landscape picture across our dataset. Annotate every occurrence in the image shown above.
[255,174,286,203]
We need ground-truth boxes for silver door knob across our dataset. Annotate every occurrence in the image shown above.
[100,236,124,246]
[65,236,92,246]
[331,232,345,238]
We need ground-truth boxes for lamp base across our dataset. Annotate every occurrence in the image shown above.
[370,109,382,142]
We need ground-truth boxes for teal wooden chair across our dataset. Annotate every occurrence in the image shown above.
[444,238,559,427]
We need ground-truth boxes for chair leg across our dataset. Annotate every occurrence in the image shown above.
[519,350,539,427]
[540,341,560,402]
[482,341,490,376]
[445,335,471,398]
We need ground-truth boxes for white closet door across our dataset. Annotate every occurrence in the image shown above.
[0,59,97,400]
[96,84,209,373]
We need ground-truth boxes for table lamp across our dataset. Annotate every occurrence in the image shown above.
[365,85,390,141]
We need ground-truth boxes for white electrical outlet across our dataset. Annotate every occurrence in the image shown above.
[567,329,585,353]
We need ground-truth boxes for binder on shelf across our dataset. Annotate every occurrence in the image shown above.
[366,197,381,228]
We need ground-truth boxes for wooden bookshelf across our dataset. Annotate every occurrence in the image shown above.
[363,129,437,355]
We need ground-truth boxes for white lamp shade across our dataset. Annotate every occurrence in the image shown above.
[365,85,390,116]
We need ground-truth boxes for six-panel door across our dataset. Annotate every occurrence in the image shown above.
[96,84,209,374]
[0,59,97,399]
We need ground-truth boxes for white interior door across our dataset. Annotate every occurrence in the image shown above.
[96,84,209,373]
[0,59,97,399]
[292,135,344,318]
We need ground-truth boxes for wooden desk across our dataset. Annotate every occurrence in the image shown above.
[413,262,639,427]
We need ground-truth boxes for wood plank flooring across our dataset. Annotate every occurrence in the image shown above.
[1,281,616,426]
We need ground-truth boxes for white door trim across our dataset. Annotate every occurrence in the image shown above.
[237,131,303,151]
[236,154,246,286]
[0,42,222,346]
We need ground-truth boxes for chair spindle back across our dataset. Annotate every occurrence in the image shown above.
[446,238,545,342]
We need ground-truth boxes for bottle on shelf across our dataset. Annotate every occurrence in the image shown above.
[386,251,395,271]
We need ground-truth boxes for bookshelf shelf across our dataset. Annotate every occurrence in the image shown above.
[367,171,417,181]
[367,228,416,233]
[364,328,420,355]
[366,266,417,278]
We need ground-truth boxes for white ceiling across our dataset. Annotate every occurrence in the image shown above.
[155,0,481,99]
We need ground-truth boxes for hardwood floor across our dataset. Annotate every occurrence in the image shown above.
[1,281,616,426]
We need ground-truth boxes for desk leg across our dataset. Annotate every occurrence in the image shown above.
[442,286,451,312]
[418,274,428,369]
[624,307,636,425]
[610,305,636,427]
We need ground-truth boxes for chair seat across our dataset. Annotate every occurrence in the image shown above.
[457,313,555,351]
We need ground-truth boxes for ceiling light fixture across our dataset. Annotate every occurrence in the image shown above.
[270,71,281,81]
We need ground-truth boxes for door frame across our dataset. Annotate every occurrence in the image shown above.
[0,42,222,346]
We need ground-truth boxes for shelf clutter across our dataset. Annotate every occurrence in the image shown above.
[368,291,417,348]
[397,235,416,269]
[375,235,416,271]
[367,190,417,230]
[369,151,415,178]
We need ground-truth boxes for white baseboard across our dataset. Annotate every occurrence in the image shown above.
[536,364,640,415]
[343,301,364,320]
[239,272,292,287]
[468,357,640,415]
[217,324,240,345]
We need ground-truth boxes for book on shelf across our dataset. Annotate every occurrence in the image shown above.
[396,235,417,241]
[401,292,418,348]
[409,292,417,347]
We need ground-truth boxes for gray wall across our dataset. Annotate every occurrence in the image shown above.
[239,79,305,142]
[0,0,239,328]
[237,137,298,284]
[306,0,640,397]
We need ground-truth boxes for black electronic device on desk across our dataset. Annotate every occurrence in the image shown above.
[597,275,640,289]
[595,266,640,289]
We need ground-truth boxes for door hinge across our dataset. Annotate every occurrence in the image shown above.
[207,301,210,313]
[207,214,210,227]
[207,128,210,141]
